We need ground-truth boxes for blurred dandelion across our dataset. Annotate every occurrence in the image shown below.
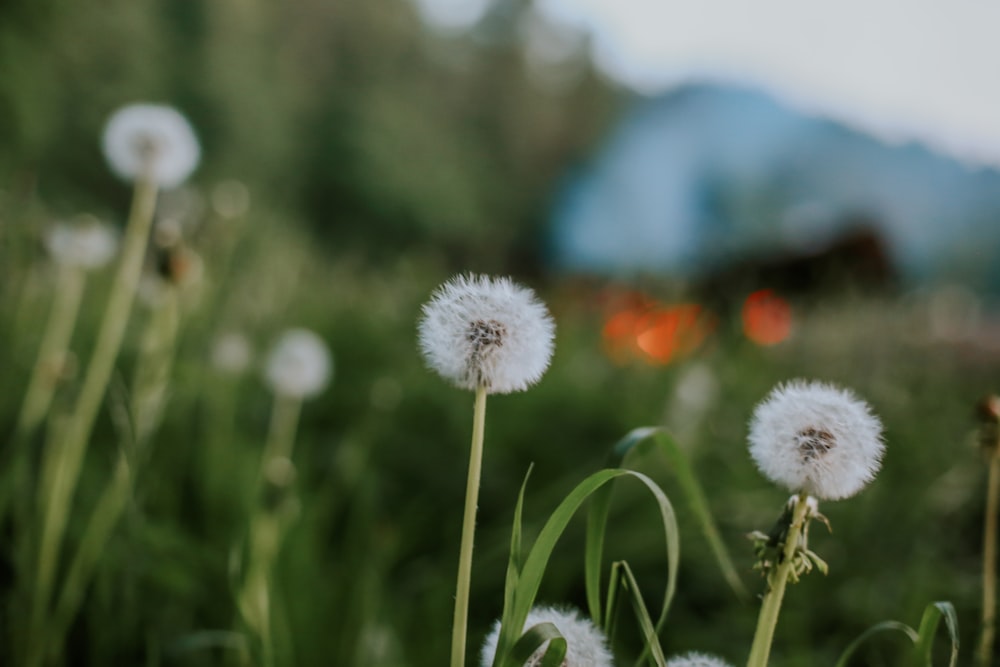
[238,328,332,666]
[102,103,200,188]
[264,328,332,400]
[480,606,613,667]
[45,217,119,270]
[418,273,554,667]
[748,379,884,501]
[212,332,253,376]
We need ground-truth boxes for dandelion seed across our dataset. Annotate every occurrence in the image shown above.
[102,103,200,188]
[418,274,555,394]
[45,218,119,270]
[264,329,332,399]
[665,652,734,667]
[480,606,613,667]
[748,379,884,500]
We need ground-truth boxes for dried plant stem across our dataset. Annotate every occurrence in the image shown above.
[29,173,158,667]
[978,449,1000,667]
[451,385,488,667]
[747,493,810,667]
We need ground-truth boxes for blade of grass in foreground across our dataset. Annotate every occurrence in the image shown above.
[914,601,959,667]
[509,622,566,667]
[834,601,958,667]
[587,427,748,628]
[493,468,677,667]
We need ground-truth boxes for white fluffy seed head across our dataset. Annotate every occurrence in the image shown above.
[748,379,885,500]
[417,274,555,394]
[665,652,734,667]
[480,605,614,667]
[264,329,332,399]
[45,218,119,270]
[102,103,200,188]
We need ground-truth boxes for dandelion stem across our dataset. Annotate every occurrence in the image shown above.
[747,493,811,667]
[16,266,87,440]
[978,447,1000,667]
[30,172,158,664]
[451,384,488,667]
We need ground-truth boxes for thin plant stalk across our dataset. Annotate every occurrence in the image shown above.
[238,391,303,667]
[451,384,488,667]
[30,171,158,664]
[746,493,811,667]
[16,265,87,440]
[978,447,1000,667]
[0,266,86,528]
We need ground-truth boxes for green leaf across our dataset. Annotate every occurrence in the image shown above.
[834,620,918,667]
[502,465,534,626]
[614,561,669,667]
[914,601,959,667]
[602,427,749,604]
[507,622,566,667]
[493,468,678,667]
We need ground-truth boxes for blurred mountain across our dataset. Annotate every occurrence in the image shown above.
[550,83,1000,293]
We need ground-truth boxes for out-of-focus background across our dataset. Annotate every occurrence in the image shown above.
[2,0,999,664]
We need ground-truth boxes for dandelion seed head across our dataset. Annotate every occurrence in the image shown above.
[665,652,734,667]
[102,103,200,188]
[417,274,555,394]
[45,218,119,270]
[265,328,332,399]
[480,606,613,667]
[748,379,885,500]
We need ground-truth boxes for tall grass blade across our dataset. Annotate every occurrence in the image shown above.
[834,620,918,667]
[914,601,959,667]
[614,560,668,667]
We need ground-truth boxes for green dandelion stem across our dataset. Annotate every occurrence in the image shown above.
[746,493,811,667]
[31,172,158,660]
[978,448,1000,667]
[451,384,488,667]
[16,265,87,440]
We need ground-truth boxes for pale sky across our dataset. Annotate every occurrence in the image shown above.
[413,0,1000,170]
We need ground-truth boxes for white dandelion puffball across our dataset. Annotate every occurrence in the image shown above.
[45,219,119,270]
[480,606,613,667]
[748,379,885,500]
[665,652,733,667]
[417,274,555,394]
[102,103,200,188]
[264,329,332,399]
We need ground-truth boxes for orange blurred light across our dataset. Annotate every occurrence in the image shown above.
[635,304,714,365]
[742,289,792,345]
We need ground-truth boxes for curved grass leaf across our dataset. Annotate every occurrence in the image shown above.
[493,468,678,667]
[612,560,669,667]
[509,622,567,667]
[914,601,959,667]
[834,620,918,667]
[591,427,748,608]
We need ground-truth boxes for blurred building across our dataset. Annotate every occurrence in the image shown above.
[549,83,1000,294]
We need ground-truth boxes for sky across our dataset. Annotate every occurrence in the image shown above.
[412,0,1000,170]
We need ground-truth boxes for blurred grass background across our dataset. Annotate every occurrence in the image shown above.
[1,1,999,665]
